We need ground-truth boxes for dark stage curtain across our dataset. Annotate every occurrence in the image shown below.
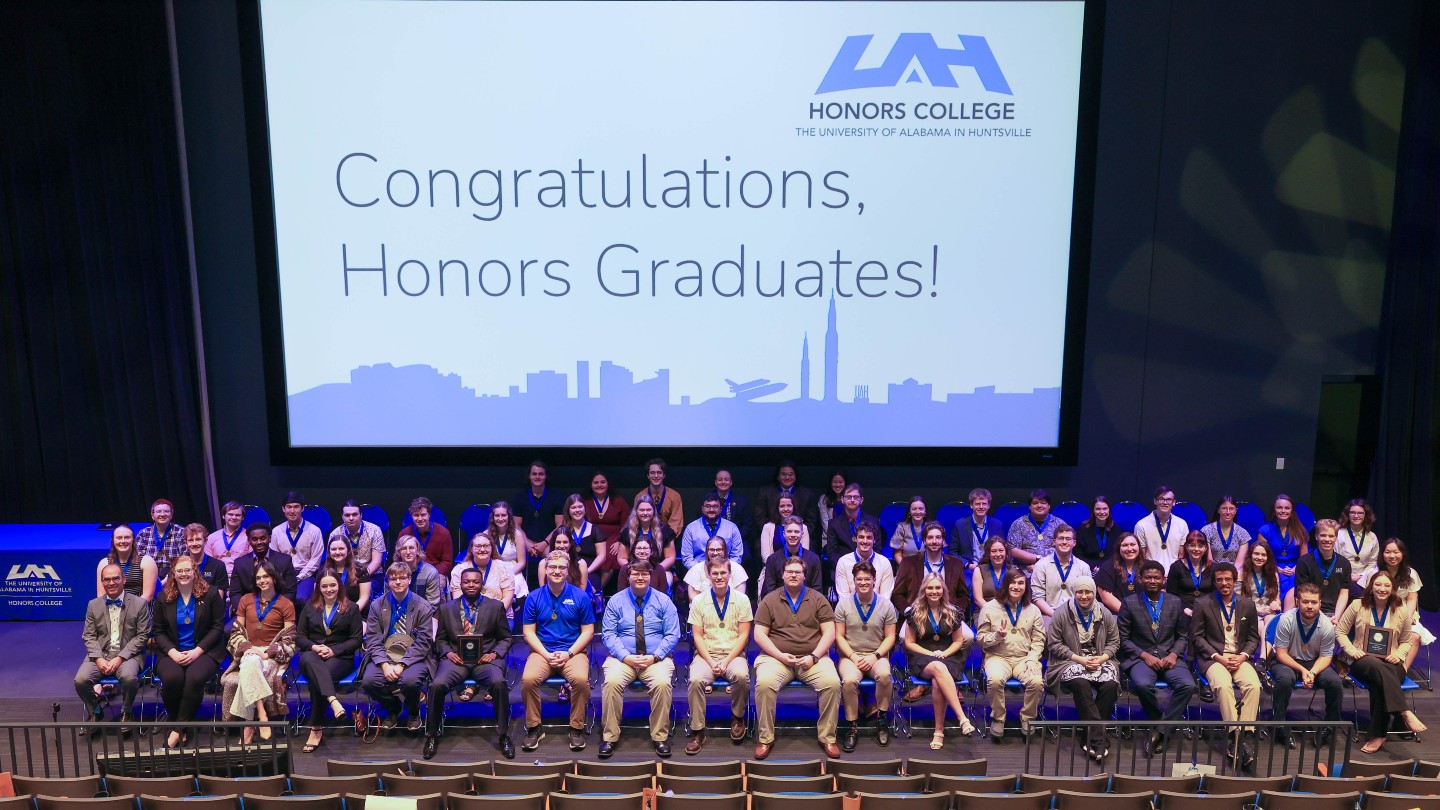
[0,1,210,523]
[1371,1,1440,611]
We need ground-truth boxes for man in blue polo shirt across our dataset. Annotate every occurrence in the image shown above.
[680,492,745,571]
[599,559,680,758]
[521,549,596,752]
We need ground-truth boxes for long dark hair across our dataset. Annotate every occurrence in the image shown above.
[308,569,353,613]
[1240,540,1280,601]
[1271,494,1310,546]
[1081,496,1112,530]
[1108,531,1148,576]
[1361,570,1403,613]
[322,537,364,587]
[1378,537,1416,592]
[1211,494,1239,523]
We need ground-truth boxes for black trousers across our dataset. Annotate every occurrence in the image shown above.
[427,660,509,735]
[298,651,358,725]
[155,654,221,723]
[1269,659,1343,725]
[1059,678,1118,744]
[1350,655,1409,737]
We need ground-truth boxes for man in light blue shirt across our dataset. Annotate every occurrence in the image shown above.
[599,559,680,758]
[680,492,745,570]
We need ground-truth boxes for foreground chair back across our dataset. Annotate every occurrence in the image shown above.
[953,791,1051,810]
[854,792,949,810]
[345,794,443,810]
[1021,775,1108,796]
[447,795,545,810]
[828,760,903,778]
[655,775,744,795]
[905,759,986,778]
[493,761,575,778]
[1203,775,1292,796]
[748,775,835,794]
[471,774,565,797]
[1111,775,1200,795]
[327,760,409,778]
[1257,791,1359,810]
[0,797,35,810]
[1158,792,1252,810]
[288,775,378,797]
[382,774,472,798]
[747,761,825,778]
[14,779,104,800]
[653,794,746,810]
[1364,792,1440,810]
[197,776,287,798]
[139,796,237,810]
[575,761,655,778]
[1386,775,1440,795]
[548,792,646,810]
[836,775,926,795]
[563,775,651,795]
[933,775,1019,794]
[239,796,343,810]
[1292,775,1385,795]
[108,778,195,800]
[751,792,844,810]
[35,798,135,810]
[1339,759,1414,778]
[411,762,491,778]
[661,761,743,778]
[1056,790,1148,810]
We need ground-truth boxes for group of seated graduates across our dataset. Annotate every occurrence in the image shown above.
[81,460,1429,767]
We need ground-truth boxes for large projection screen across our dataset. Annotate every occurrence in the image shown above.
[243,0,1101,461]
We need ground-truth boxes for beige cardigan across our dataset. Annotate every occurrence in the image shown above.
[1334,599,1416,660]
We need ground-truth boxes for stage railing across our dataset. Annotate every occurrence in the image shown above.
[1024,719,1354,777]
[0,717,293,779]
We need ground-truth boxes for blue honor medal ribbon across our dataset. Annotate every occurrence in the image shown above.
[784,585,806,615]
[1316,553,1337,587]
[1187,559,1203,592]
[712,588,729,622]
[928,607,943,640]
[1218,593,1236,633]
[854,594,876,628]
[1144,592,1164,632]
[1298,614,1319,645]
[1003,601,1023,630]
[1217,523,1234,552]
[256,592,280,623]
[388,592,411,636]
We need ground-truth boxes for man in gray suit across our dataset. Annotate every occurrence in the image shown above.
[76,563,153,735]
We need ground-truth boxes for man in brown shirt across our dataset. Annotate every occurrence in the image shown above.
[752,556,841,759]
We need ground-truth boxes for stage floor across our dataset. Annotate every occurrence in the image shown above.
[9,620,1440,774]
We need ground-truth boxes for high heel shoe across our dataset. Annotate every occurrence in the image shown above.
[959,717,977,736]
[329,698,348,719]
[930,730,945,750]
[258,724,273,741]
[302,730,323,753]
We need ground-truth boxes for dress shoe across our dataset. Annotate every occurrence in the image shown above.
[422,736,439,760]
[498,735,516,759]
[686,731,706,755]
[754,741,772,759]
[730,716,747,742]
[1316,727,1335,748]
[118,712,135,739]
[1143,731,1166,758]
[1199,683,1215,703]
[875,717,892,747]
[1274,730,1296,749]
[840,721,858,752]
[821,741,842,758]
[521,727,544,751]
[598,740,616,759]
[654,739,671,757]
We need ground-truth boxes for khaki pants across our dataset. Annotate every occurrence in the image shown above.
[984,655,1043,732]
[521,652,590,730]
[601,657,675,742]
[754,655,840,745]
[1205,660,1260,731]
[838,656,893,721]
[688,656,750,731]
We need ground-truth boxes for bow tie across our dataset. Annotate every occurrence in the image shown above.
[106,598,124,608]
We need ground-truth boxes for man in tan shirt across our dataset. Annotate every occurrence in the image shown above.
[752,556,841,759]
[975,568,1046,738]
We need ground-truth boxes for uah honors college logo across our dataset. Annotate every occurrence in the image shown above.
[6,563,60,581]
[816,34,1012,95]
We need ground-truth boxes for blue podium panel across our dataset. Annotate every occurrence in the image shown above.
[0,524,109,621]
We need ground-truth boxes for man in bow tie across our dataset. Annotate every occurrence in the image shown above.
[76,564,152,736]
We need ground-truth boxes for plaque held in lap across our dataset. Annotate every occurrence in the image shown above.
[458,634,483,666]
[1366,626,1393,656]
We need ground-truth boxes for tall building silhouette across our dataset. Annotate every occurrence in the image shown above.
[823,292,839,402]
[800,332,811,400]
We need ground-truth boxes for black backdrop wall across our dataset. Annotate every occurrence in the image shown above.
[4,1,1435,603]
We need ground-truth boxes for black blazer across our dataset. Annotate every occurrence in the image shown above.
[823,511,886,561]
[229,551,297,611]
[1073,523,1119,567]
[1117,590,1191,670]
[153,588,228,663]
[1190,592,1260,662]
[435,596,512,660]
[296,600,364,659]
